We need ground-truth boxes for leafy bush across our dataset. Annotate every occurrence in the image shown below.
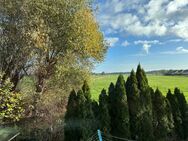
[0,73,24,123]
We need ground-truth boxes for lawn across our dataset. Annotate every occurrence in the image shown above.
[90,74,188,101]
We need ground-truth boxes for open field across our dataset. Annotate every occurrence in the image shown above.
[90,74,188,101]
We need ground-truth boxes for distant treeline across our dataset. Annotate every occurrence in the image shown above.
[93,69,188,76]
[65,64,188,141]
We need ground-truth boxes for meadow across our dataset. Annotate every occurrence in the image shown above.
[90,74,188,101]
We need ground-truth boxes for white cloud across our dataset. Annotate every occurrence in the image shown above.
[134,40,161,54]
[176,46,188,53]
[162,46,188,54]
[166,0,188,14]
[168,39,184,42]
[122,40,130,47]
[134,40,161,45]
[171,18,188,40]
[166,38,188,43]
[98,0,188,40]
[145,0,168,21]
[106,37,119,47]
[143,44,151,54]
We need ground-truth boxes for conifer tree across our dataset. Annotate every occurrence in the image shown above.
[76,90,86,140]
[136,64,153,141]
[81,81,94,122]
[82,80,91,100]
[91,100,99,119]
[165,98,175,136]
[108,82,115,112]
[112,75,130,138]
[82,80,96,133]
[77,89,95,141]
[108,82,115,103]
[136,64,148,90]
[152,89,174,140]
[99,89,111,134]
[125,70,140,139]
[64,90,79,141]
[166,89,183,139]
[108,82,116,134]
[138,112,153,141]
[91,100,100,130]
[174,88,188,139]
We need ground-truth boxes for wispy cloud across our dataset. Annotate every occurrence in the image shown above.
[167,39,184,42]
[106,37,119,47]
[142,44,151,54]
[161,46,188,54]
[134,40,161,45]
[134,40,161,54]
[122,40,130,47]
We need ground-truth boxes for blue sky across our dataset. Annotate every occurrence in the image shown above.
[93,0,188,73]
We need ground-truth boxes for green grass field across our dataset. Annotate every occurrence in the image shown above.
[90,74,188,101]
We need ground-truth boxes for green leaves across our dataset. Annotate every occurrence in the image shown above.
[0,74,24,123]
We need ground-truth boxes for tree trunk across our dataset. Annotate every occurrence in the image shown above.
[36,75,45,93]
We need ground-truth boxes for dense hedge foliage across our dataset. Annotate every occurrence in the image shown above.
[65,64,188,141]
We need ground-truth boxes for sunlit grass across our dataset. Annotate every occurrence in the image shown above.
[90,74,188,101]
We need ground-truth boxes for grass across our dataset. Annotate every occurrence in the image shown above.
[90,74,188,101]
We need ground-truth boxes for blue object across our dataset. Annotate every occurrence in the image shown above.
[97,129,103,141]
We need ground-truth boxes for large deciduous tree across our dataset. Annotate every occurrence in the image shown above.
[0,0,107,93]
[25,0,107,93]
[0,1,33,90]
[1,1,106,140]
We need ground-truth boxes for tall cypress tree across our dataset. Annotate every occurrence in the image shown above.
[138,112,153,141]
[108,82,115,103]
[108,82,116,134]
[174,88,188,139]
[125,70,140,140]
[165,98,175,137]
[152,88,174,140]
[64,90,79,141]
[91,100,99,119]
[82,80,96,133]
[112,75,130,138]
[77,89,95,141]
[166,89,183,139]
[136,64,148,90]
[82,80,91,100]
[99,89,111,134]
[77,90,86,140]
[136,64,153,141]
[91,100,100,130]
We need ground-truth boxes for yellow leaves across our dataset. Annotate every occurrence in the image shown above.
[0,74,24,123]
[68,7,107,61]
[26,0,106,67]
[30,18,49,52]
